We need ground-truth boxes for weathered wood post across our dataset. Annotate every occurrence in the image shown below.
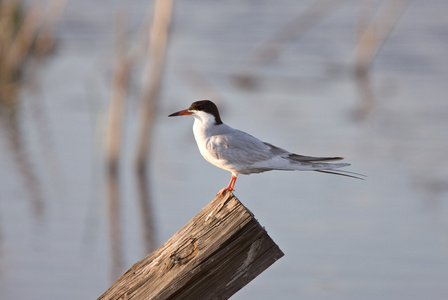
[98,191,284,300]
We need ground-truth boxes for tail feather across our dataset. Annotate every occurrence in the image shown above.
[288,154,366,179]
[315,169,366,180]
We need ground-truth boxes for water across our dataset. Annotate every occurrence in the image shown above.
[1,0,448,299]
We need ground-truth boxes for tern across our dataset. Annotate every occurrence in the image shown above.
[169,100,364,195]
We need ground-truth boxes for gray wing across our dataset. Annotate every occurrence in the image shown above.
[206,128,365,179]
[206,129,276,165]
[207,129,342,165]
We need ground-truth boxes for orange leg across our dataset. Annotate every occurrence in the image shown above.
[217,174,238,196]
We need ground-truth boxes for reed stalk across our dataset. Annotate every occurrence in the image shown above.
[354,0,409,118]
[134,0,174,174]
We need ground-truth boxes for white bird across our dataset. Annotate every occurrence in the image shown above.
[169,100,364,195]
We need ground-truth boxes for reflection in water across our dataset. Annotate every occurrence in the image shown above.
[353,0,409,119]
[0,0,66,217]
[104,14,129,282]
[0,100,45,217]
[26,77,65,195]
[102,3,170,281]
[132,0,174,255]
[353,69,375,119]
[104,150,157,282]
[105,169,124,282]
[136,171,156,253]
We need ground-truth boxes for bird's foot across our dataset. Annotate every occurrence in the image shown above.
[217,186,234,196]
[217,175,238,196]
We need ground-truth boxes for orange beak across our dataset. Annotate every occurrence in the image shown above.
[168,109,193,117]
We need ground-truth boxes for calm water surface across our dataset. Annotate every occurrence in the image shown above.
[0,1,447,299]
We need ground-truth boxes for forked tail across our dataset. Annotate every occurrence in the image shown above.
[315,169,366,180]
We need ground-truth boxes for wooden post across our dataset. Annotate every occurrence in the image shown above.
[98,191,284,300]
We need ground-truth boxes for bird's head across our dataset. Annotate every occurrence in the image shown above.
[168,100,223,125]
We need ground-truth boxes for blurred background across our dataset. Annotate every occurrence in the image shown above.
[1,0,447,299]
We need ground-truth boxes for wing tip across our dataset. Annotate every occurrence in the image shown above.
[289,154,346,162]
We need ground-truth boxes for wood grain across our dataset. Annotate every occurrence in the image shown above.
[98,191,284,300]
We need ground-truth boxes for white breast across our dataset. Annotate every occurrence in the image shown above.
[192,112,241,173]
